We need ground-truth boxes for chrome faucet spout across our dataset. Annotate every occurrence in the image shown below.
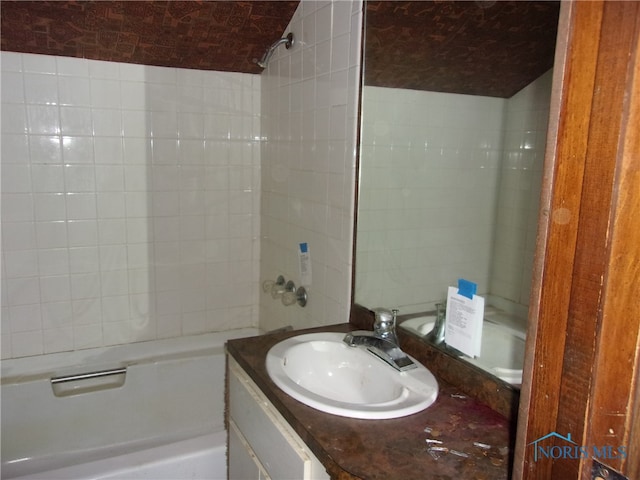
[343,331,416,371]
[343,307,417,371]
[425,302,446,345]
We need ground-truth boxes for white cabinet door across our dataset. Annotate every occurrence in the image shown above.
[228,357,329,480]
[228,420,270,480]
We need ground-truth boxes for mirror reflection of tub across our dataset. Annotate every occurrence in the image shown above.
[400,304,526,387]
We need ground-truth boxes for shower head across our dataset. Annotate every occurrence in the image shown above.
[256,32,294,69]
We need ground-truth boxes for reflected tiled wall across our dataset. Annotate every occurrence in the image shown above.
[490,70,552,306]
[356,87,505,313]
[1,52,261,358]
[356,71,551,314]
[259,0,362,332]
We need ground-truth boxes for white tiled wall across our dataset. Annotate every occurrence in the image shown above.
[259,0,363,332]
[490,70,552,306]
[356,71,552,314]
[1,52,261,358]
[356,87,505,313]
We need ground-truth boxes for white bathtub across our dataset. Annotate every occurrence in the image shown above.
[1,328,258,480]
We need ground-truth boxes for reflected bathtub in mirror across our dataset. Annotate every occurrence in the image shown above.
[399,305,526,386]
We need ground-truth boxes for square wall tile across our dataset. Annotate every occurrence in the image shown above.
[3,52,263,358]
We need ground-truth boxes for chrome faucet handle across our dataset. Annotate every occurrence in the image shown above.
[373,308,398,344]
[425,302,446,345]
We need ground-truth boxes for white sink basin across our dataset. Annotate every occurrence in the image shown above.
[266,332,438,419]
[400,316,525,385]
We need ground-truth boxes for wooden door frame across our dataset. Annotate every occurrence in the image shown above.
[515,1,640,479]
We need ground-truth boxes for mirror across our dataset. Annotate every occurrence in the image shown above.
[355,1,560,385]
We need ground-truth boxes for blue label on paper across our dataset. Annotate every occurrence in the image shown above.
[457,278,477,300]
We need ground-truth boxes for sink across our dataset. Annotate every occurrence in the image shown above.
[400,316,525,385]
[266,332,438,419]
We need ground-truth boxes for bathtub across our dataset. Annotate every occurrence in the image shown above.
[1,328,258,480]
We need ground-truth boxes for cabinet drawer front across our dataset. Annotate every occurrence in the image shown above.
[229,359,311,479]
[229,420,271,480]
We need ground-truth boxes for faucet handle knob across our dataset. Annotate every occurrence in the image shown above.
[373,307,393,320]
[373,307,396,334]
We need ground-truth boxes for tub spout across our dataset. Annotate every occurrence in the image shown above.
[425,302,446,345]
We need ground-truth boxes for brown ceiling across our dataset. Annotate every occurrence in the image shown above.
[0,1,559,97]
[365,1,560,98]
[0,1,299,74]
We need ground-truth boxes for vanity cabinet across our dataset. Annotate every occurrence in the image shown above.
[227,356,329,480]
[226,325,513,479]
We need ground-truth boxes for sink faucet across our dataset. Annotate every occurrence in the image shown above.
[343,308,417,372]
[425,302,446,345]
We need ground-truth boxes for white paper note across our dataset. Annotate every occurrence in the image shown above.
[444,286,484,358]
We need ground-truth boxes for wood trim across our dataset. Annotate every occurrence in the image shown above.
[516,1,640,478]
[556,3,639,478]
[627,367,640,480]
[583,6,640,477]
[511,3,575,476]
[515,2,603,477]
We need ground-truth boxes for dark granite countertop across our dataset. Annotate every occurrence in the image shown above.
[226,323,513,480]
